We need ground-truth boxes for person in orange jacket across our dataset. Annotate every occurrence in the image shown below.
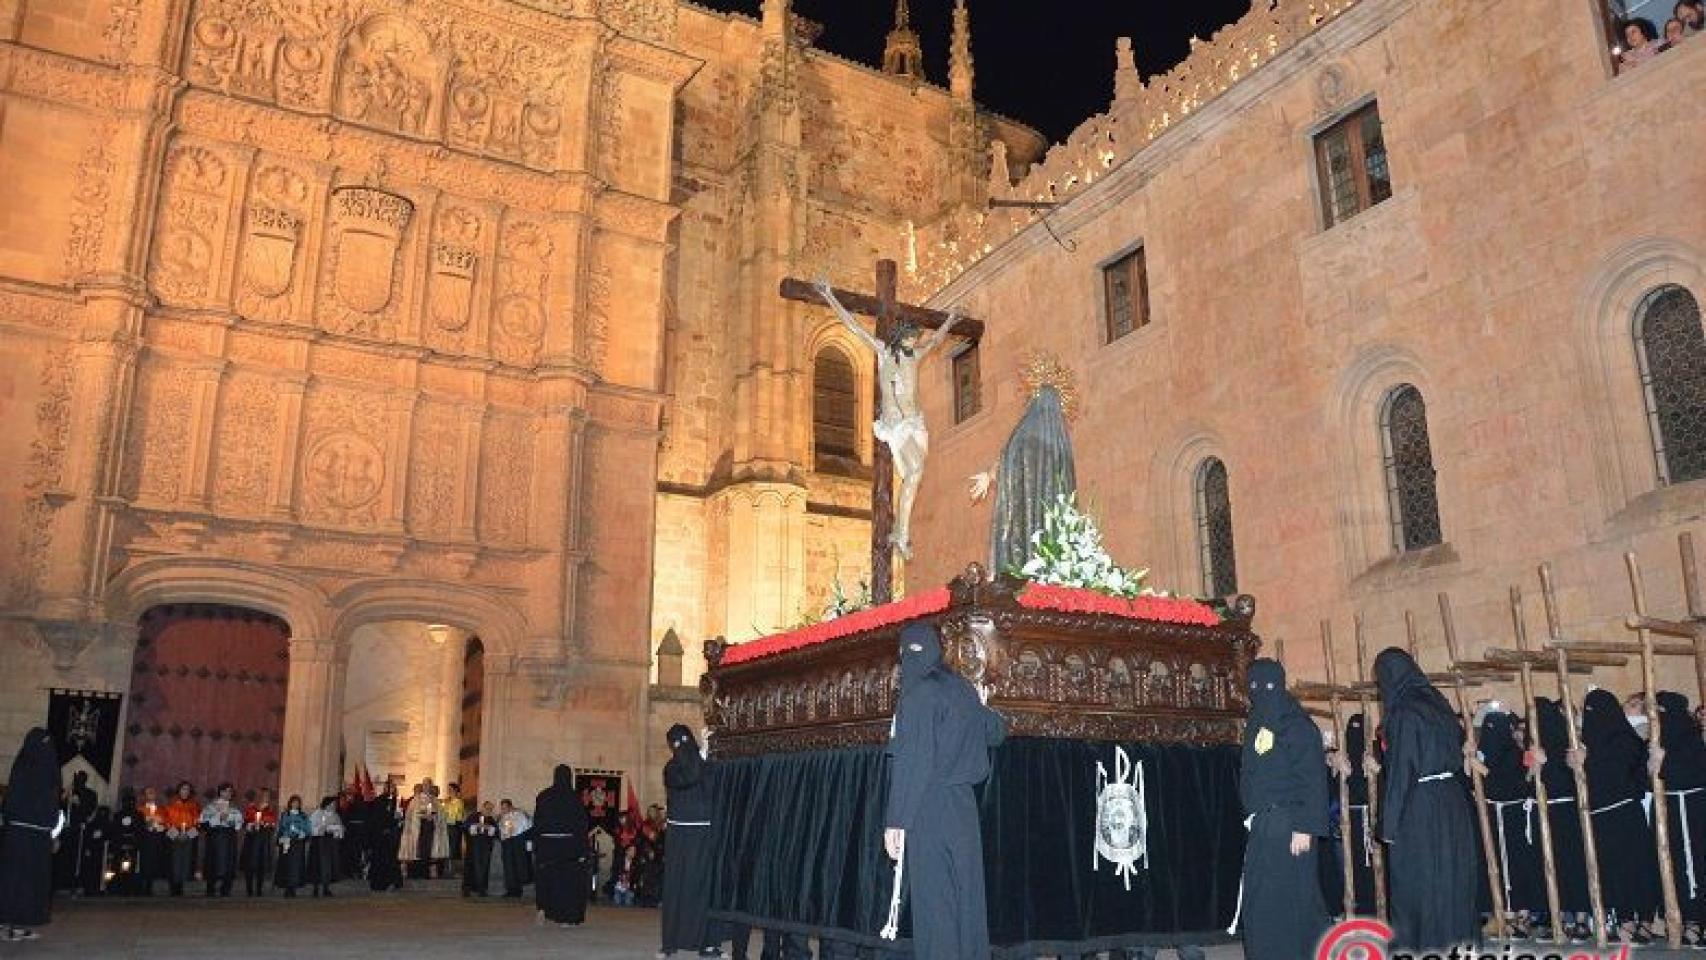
[160,782,201,896]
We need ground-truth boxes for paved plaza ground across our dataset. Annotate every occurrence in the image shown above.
[13,893,1702,959]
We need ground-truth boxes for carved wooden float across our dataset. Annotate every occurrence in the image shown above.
[702,563,1261,755]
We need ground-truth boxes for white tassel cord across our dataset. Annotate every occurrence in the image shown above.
[880,849,905,941]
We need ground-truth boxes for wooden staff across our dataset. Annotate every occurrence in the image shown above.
[1354,612,1390,920]
[1432,595,1508,939]
[1321,620,1357,918]
[1625,551,1684,949]
[1509,586,1564,943]
[1686,533,1706,700]
[1540,562,1608,949]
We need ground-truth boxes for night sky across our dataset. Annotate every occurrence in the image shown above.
[693,0,1251,142]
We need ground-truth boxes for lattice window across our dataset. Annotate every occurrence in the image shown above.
[813,347,859,475]
[953,343,981,424]
[1315,102,1393,228]
[1634,285,1706,485]
[1102,246,1150,343]
[1380,384,1443,552]
[1194,457,1238,598]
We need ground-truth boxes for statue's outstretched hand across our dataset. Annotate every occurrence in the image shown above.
[968,471,994,502]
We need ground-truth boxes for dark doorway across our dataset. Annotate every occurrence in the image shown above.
[458,636,485,803]
[125,605,290,799]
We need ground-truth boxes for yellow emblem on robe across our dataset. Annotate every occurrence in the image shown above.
[1254,727,1274,755]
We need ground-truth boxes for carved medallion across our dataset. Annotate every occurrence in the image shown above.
[326,186,413,323]
[304,432,384,512]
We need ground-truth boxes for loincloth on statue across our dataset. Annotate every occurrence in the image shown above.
[872,414,926,452]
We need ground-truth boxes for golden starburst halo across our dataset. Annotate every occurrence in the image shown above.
[1019,350,1080,421]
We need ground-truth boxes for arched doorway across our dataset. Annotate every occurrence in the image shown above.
[341,621,469,793]
[125,604,292,799]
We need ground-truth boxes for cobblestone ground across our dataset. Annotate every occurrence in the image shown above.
[21,896,1697,960]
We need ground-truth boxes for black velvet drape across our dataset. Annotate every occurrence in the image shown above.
[710,738,1245,957]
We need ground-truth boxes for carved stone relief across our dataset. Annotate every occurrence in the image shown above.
[150,146,233,304]
[491,221,552,367]
[124,362,196,505]
[426,206,482,350]
[298,386,388,527]
[477,412,533,545]
[406,400,462,537]
[237,163,313,321]
[319,186,414,339]
[211,373,281,514]
[336,15,441,138]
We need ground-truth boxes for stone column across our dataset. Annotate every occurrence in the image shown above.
[437,631,466,786]
[477,653,515,805]
[279,637,340,803]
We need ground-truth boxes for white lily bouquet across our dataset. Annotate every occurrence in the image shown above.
[1018,493,1158,599]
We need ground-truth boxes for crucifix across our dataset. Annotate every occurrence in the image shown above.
[780,259,982,605]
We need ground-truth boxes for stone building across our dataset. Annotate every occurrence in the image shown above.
[906,0,1706,692]
[0,0,1042,803]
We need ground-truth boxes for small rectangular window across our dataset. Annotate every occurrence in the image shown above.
[1315,102,1392,228]
[1102,246,1149,343]
[952,344,981,424]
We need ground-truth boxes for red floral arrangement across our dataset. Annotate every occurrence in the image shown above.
[719,584,1219,667]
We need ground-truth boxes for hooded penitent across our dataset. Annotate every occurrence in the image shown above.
[1479,711,1527,801]
[1582,688,1649,804]
[989,385,1077,576]
[1658,691,1706,791]
[1371,647,1479,951]
[0,727,60,929]
[532,762,590,925]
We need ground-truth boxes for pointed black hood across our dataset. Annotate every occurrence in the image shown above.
[898,621,944,691]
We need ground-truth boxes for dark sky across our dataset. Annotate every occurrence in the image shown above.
[693,0,1250,142]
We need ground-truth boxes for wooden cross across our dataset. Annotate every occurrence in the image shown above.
[779,259,982,605]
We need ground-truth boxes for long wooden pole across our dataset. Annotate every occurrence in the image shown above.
[1541,562,1608,949]
[1354,613,1390,921]
[1626,552,1684,949]
[1509,586,1564,943]
[1321,620,1357,918]
[1432,595,1508,940]
[1682,532,1706,703]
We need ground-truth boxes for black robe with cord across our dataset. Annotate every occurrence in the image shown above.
[1582,689,1662,920]
[367,794,403,891]
[1238,659,1331,960]
[463,812,497,895]
[1659,691,1706,922]
[661,728,715,952]
[1375,648,1479,951]
[54,782,96,892]
[534,765,591,925]
[0,728,59,929]
[78,809,111,896]
[886,622,1006,960]
[1535,697,1591,914]
[1479,711,1544,915]
[1344,713,1379,915]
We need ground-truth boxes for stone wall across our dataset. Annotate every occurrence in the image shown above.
[909,0,1706,699]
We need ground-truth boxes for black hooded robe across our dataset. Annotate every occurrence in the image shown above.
[1534,697,1591,914]
[463,810,497,896]
[886,622,1006,960]
[1238,659,1331,960]
[661,726,715,953]
[0,728,59,929]
[1478,711,1544,915]
[1659,691,1706,922]
[1375,648,1479,951]
[1582,689,1661,921]
[1343,714,1379,915]
[534,765,591,925]
[367,793,404,891]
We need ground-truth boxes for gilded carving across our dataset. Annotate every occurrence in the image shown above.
[321,186,414,337]
[492,221,551,367]
[336,16,440,137]
[151,146,231,303]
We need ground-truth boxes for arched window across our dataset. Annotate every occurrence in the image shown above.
[1380,384,1442,552]
[813,347,859,475]
[1193,457,1238,597]
[1633,285,1706,485]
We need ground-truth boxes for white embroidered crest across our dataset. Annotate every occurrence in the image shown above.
[1094,746,1149,890]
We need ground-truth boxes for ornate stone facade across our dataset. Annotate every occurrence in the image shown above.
[0,0,1042,803]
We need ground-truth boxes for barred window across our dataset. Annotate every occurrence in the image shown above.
[1194,457,1238,598]
[1315,102,1392,228]
[952,343,982,424]
[1102,246,1150,343]
[1634,285,1706,485]
[812,347,859,475]
[1380,384,1442,552]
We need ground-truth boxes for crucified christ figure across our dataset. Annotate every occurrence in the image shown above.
[814,276,961,561]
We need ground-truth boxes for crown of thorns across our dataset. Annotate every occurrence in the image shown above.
[883,319,922,348]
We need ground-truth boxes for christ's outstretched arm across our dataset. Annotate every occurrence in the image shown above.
[917,308,963,359]
[813,277,882,354]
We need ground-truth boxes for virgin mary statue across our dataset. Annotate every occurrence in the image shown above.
[969,384,1076,576]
